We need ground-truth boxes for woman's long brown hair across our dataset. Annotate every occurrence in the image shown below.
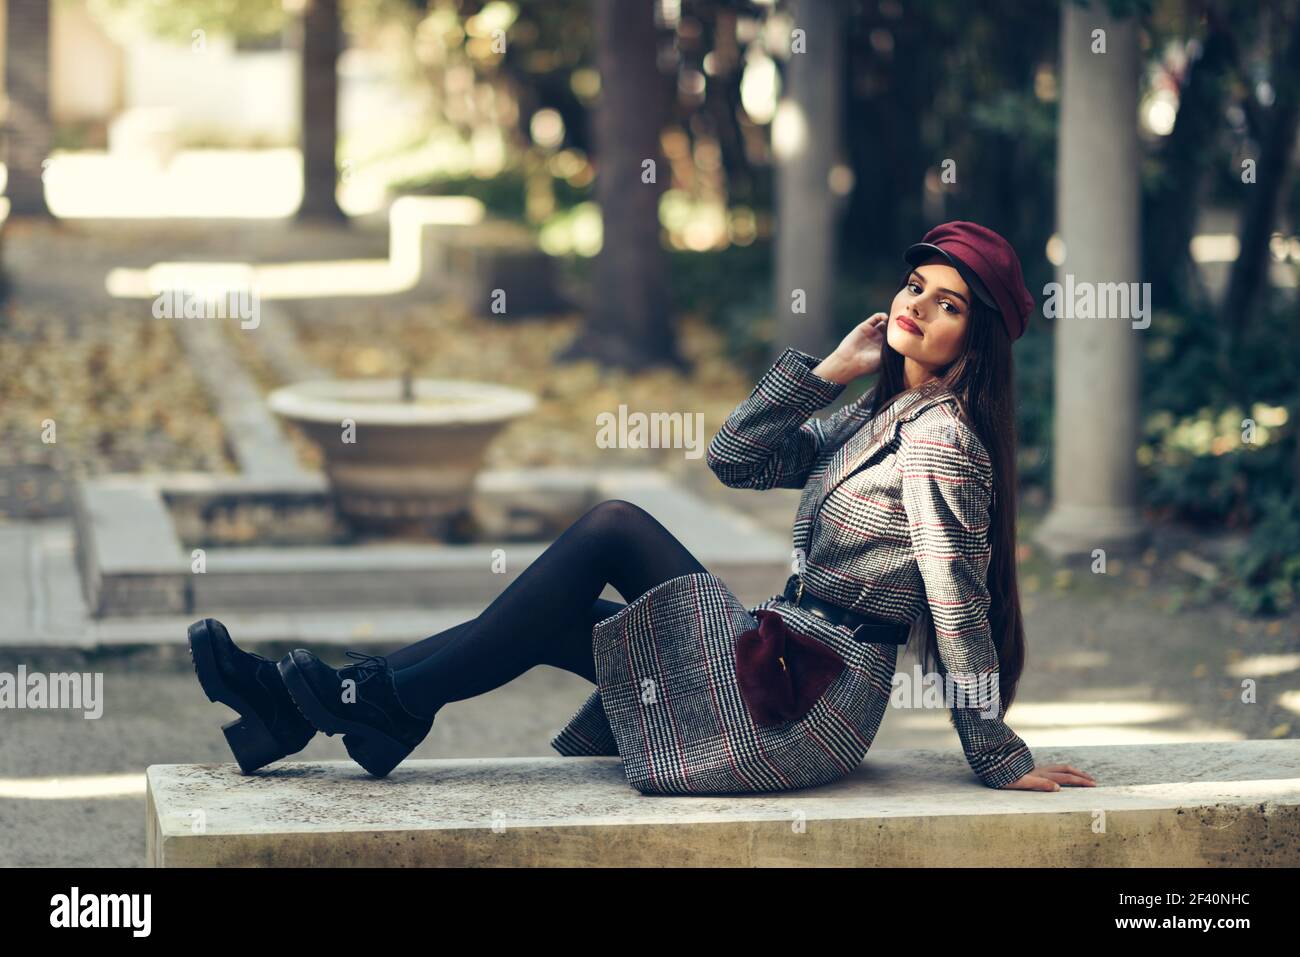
[865,269,1026,714]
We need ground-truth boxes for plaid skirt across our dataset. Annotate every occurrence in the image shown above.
[549,571,901,796]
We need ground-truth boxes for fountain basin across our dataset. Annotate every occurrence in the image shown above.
[267,378,537,533]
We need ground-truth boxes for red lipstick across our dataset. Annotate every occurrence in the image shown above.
[895,315,922,336]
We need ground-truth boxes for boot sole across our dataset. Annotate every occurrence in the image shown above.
[276,654,414,778]
[188,618,297,775]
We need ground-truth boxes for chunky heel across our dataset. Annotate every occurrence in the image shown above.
[189,617,314,773]
[343,732,410,778]
[222,713,286,775]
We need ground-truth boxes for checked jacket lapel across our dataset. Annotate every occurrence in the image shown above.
[792,380,958,557]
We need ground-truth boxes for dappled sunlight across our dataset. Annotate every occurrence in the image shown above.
[537,201,601,257]
[1140,403,1290,462]
[104,195,491,300]
[889,698,1253,746]
[1002,726,1244,745]
[42,150,302,218]
[1189,232,1298,287]
[1100,779,1300,799]
[1227,653,1300,678]
[896,700,1192,729]
[0,772,145,800]
[1190,233,1240,263]
[107,258,417,299]
[28,148,395,219]
[1034,649,1113,670]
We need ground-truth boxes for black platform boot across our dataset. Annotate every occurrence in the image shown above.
[187,618,317,773]
[277,649,434,778]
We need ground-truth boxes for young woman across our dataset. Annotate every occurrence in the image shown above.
[188,220,1095,796]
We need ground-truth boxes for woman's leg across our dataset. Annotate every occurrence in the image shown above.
[535,597,628,684]
[388,500,709,718]
[382,620,474,671]
[383,597,626,682]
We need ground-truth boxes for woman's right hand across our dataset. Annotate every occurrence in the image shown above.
[813,312,888,385]
[1003,764,1097,791]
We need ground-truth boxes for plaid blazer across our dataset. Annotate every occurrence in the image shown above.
[551,347,1036,793]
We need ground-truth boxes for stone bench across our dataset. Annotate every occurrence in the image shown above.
[145,740,1300,867]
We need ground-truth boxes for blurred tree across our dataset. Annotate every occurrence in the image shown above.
[556,0,678,371]
[89,0,344,219]
[1222,0,1300,376]
[4,0,53,217]
[495,0,593,156]
[839,0,931,269]
[296,0,346,220]
[1143,1,1237,313]
[839,0,1060,298]
[691,6,757,205]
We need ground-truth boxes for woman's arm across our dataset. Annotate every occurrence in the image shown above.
[706,347,870,490]
[899,413,1036,789]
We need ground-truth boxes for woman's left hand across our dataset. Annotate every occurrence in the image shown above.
[1002,764,1097,791]
[816,312,889,384]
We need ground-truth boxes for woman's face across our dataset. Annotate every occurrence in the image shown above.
[887,257,972,382]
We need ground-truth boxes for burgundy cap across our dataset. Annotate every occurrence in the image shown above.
[904,221,1036,342]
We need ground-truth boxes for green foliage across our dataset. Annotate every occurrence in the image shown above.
[1144,298,1300,417]
[1228,491,1300,615]
[969,91,1058,146]
[1010,314,1055,490]
[1139,293,1300,534]
[388,167,592,223]
[1144,438,1291,527]
[667,242,775,372]
[87,0,286,42]
[1133,290,1300,610]
[1068,0,1155,18]
[392,168,529,220]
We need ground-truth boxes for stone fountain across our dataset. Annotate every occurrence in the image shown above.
[266,371,537,536]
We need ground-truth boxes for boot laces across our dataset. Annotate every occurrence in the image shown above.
[343,651,390,686]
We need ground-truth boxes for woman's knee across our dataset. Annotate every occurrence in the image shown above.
[578,499,654,538]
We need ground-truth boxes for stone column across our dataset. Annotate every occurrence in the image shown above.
[1034,1,1149,559]
[772,0,842,362]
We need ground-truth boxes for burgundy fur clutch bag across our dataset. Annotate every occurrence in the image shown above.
[734,609,846,727]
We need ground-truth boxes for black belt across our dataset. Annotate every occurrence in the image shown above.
[783,575,911,645]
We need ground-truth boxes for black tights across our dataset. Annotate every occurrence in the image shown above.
[386,500,710,719]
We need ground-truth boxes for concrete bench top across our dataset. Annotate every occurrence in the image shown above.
[146,740,1300,867]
